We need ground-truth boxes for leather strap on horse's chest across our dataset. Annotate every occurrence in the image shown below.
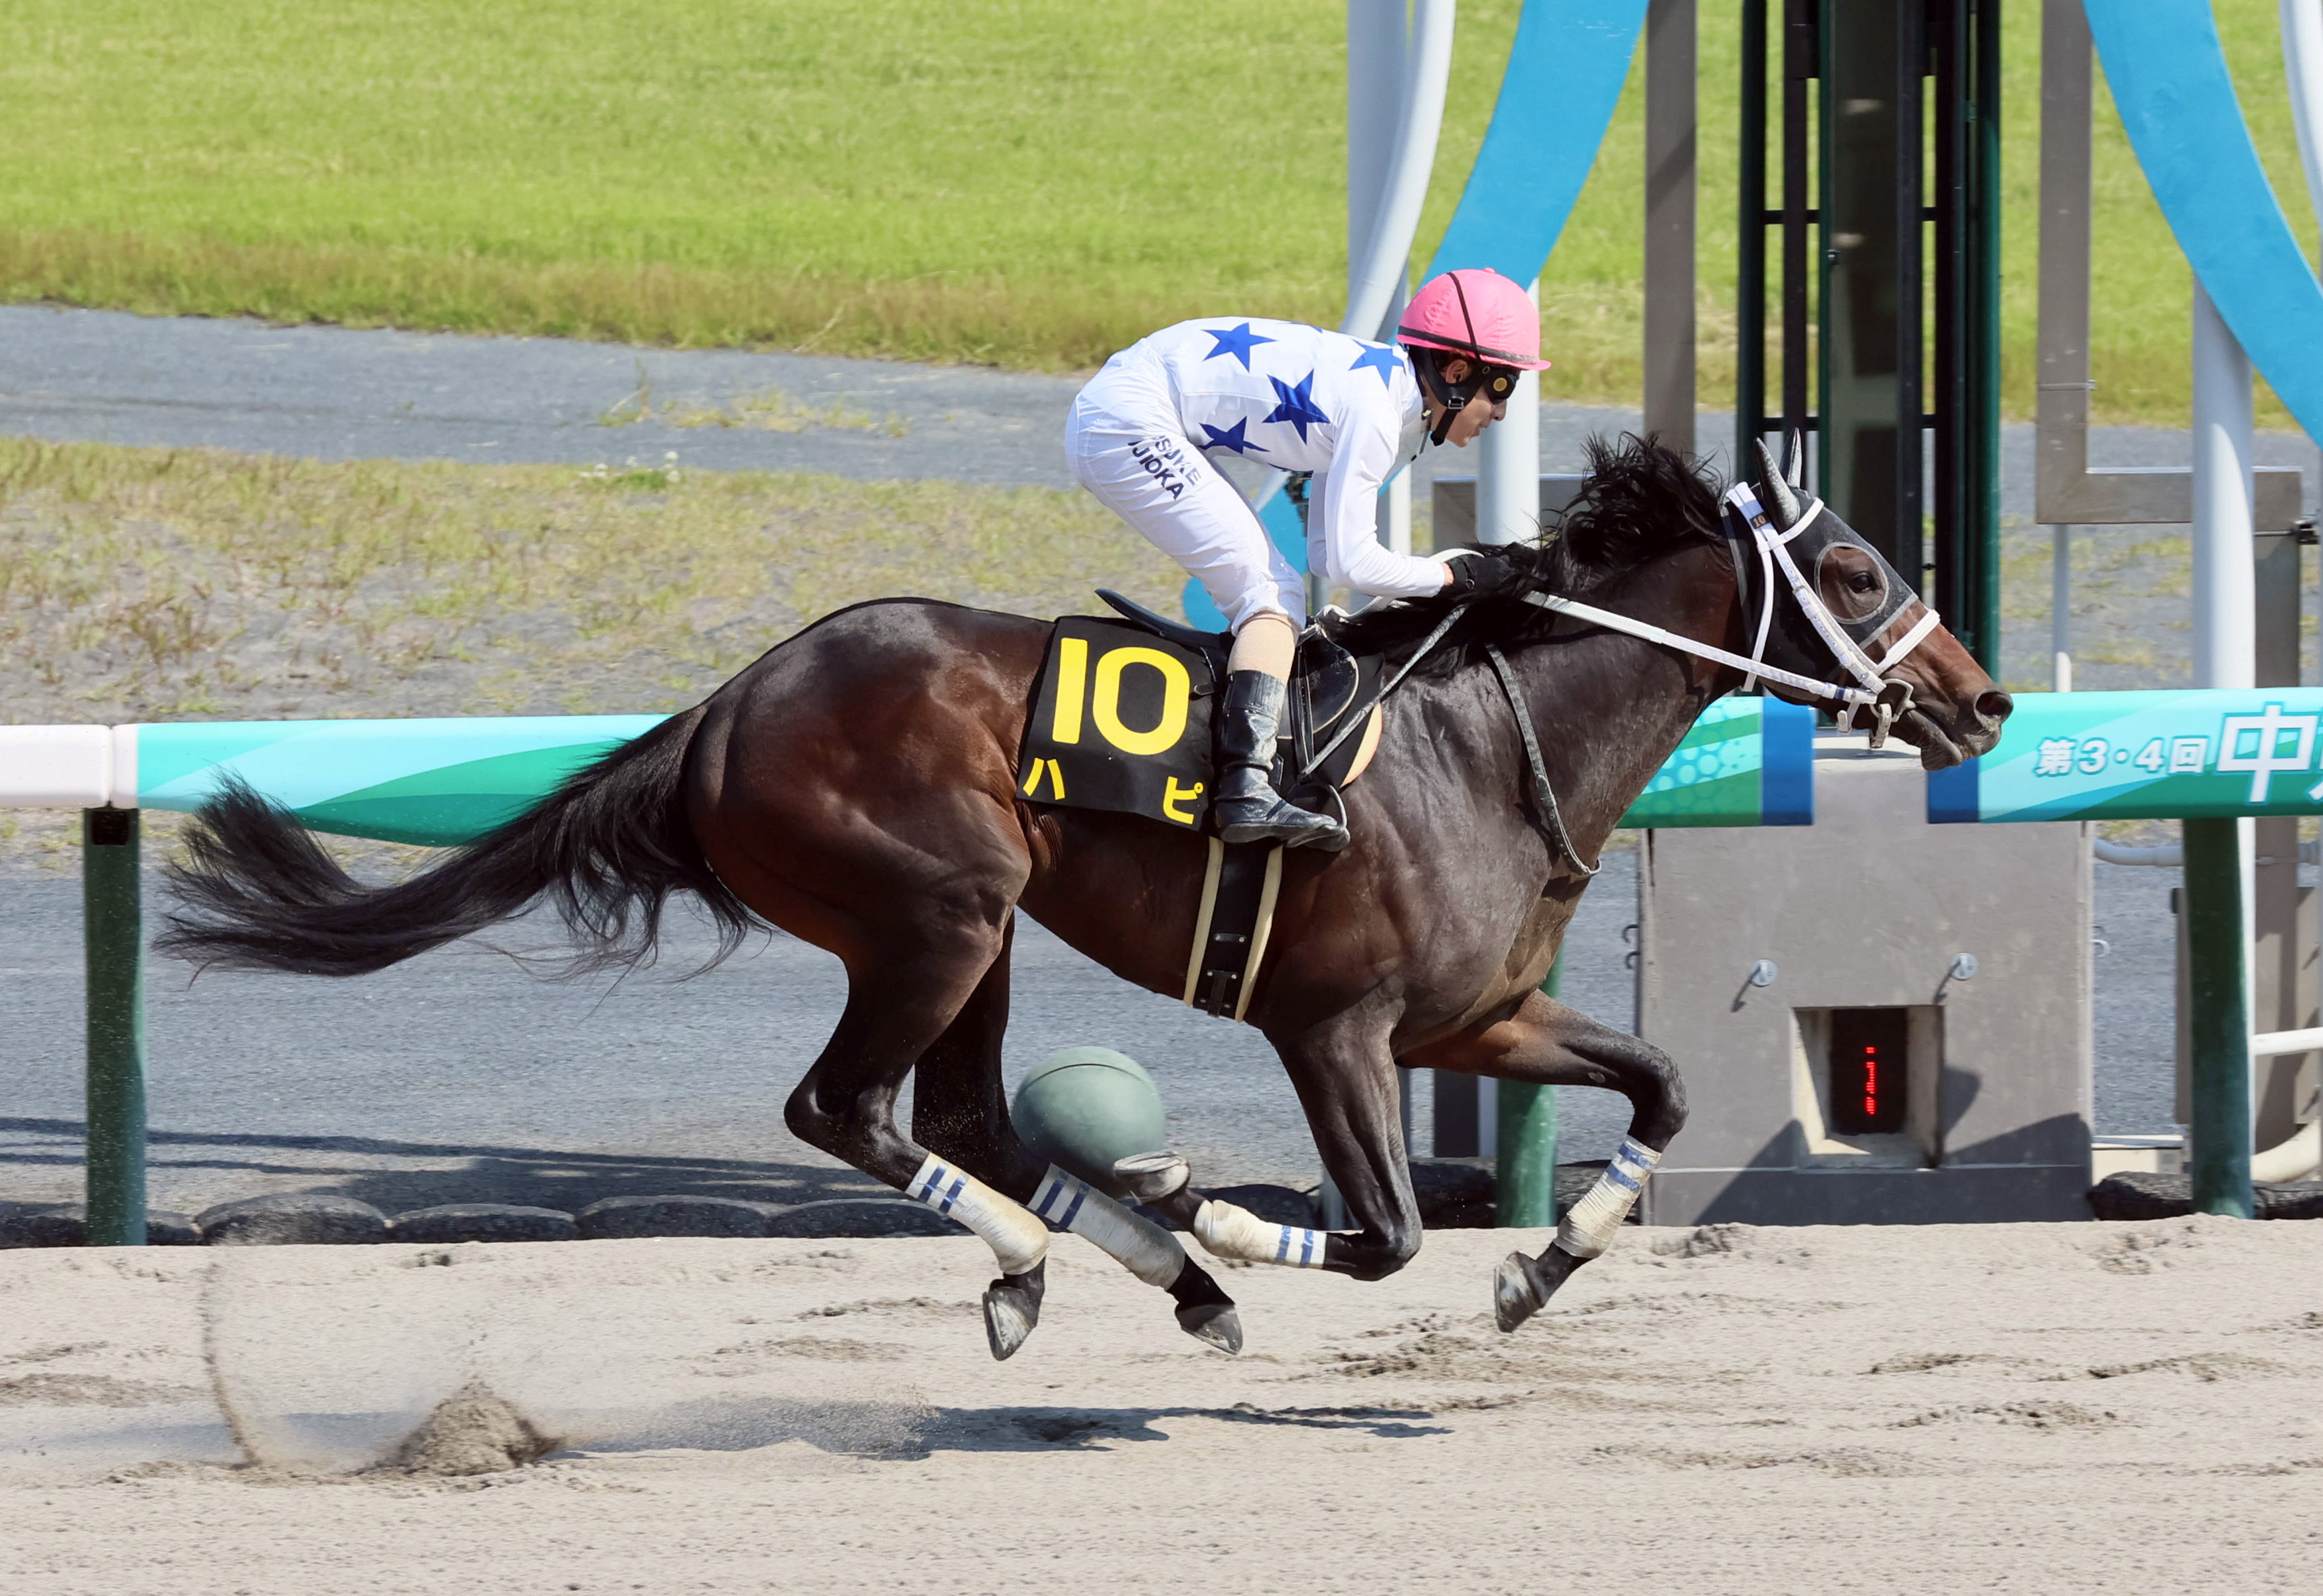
[1181,838,1285,1021]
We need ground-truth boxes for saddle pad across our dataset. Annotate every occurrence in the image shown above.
[1017,618,1215,830]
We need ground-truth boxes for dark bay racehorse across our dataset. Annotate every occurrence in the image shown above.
[163,436,2009,1359]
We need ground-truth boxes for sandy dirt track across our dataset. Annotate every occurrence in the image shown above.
[3,1218,2320,1595]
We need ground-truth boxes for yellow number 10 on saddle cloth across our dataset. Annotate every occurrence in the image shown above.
[1015,615,1385,833]
[1017,618,1215,827]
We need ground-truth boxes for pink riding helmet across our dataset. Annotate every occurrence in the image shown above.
[1397,268,1552,372]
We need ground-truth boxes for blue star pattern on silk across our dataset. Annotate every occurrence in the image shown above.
[1349,343,1402,387]
[1201,322,1276,370]
[1199,417,1267,455]
[1262,372,1331,442]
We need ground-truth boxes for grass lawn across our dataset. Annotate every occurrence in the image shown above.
[0,1,2315,425]
[0,436,1180,728]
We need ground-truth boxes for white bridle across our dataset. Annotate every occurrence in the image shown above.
[1517,482,1944,749]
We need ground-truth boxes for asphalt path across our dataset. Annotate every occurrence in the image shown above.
[5,304,2314,516]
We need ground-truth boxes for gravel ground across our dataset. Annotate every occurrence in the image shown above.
[3,1219,2320,1594]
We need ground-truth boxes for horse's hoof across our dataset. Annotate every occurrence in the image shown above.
[1175,1301,1243,1356]
[983,1277,1041,1361]
[1114,1150,1190,1204]
[1493,1252,1548,1333]
[1494,1246,1580,1333]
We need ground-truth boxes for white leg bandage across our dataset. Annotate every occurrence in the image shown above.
[1192,1198,1330,1269]
[1029,1167,1188,1289]
[1554,1136,1662,1260]
[907,1155,1049,1277]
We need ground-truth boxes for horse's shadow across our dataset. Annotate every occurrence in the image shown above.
[566,1396,1452,1460]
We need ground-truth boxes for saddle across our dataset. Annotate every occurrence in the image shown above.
[1090,589,1383,804]
[1012,593,1388,1020]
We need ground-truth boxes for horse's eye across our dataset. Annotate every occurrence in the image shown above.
[1849,571,1878,593]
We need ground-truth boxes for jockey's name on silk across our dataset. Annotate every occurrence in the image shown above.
[1930,688,2323,824]
[1017,618,1213,828]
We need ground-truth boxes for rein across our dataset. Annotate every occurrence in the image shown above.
[1298,478,1947,878]
[1485,642,1599,877]
[1296,598,1474,780]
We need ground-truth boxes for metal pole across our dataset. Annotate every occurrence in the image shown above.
[82,807,147,1246]
[1737,0,1767,472]
[2186,279,2256,1216]
[1643,0,1696,457]
[1969,0,2004,669]
[1475,279,1542,546]
[1779,0,1812,448]
[1496,952,1562,1227]
[2192,283,2256,691]
[2185,818,2253,1216]
[1351,2,1416,561]
[2050,522,2073,691]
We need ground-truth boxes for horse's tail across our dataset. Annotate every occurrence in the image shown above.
[158,705,753,978]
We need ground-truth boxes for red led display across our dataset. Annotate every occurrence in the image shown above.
[1828,1008,1909,1134]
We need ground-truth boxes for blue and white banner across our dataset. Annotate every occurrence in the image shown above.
[1929,689,2323,824]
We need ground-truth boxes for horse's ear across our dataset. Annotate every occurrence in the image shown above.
[1783,429,1806,490]
[1754,439,1803,528]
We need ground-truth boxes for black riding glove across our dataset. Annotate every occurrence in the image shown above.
[1440,549,1527,601]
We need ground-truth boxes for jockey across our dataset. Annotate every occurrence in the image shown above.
[1065,267,1547,849]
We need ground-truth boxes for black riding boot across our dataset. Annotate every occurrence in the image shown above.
[1211,670,1349,850]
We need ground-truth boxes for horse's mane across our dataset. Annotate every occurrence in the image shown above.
[1327,431,1728,678]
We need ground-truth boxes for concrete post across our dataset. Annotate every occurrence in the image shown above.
[82,808,147,1246]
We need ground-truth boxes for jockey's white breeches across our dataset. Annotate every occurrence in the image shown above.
[1065,362,1303,632]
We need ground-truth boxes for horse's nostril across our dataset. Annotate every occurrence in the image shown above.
[1977,689,2014,722]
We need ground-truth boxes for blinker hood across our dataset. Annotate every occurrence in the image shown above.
[1722,494,1919,651]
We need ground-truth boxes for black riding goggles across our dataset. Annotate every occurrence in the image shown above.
[1417,350,1521,443]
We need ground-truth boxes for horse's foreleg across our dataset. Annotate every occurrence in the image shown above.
[909,926,1242,1354]
[783,925,1054,1361]
[1140,1021,1420,1282]
[1407,988,1688,1332]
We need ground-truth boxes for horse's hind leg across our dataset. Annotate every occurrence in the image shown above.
[1406,987,1688,1332]
[783,923,1055,1360]
[910,920,1244,1354]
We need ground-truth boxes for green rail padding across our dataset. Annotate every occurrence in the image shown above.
[133,717,669,847]
[128,694,1804,849]
[1616,697,1815,829]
